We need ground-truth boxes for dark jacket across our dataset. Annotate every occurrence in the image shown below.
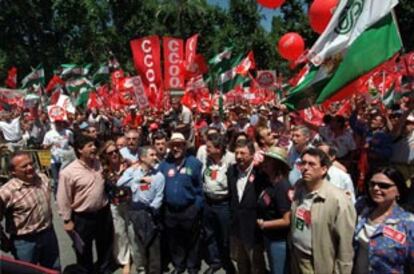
[227,164,268,249]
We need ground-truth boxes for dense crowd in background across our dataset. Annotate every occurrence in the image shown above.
[0,94,413,274]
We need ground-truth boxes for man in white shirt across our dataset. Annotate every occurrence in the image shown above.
[42,119,74,194]
[0,111,23,151]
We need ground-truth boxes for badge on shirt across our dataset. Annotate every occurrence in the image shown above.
[180,168,187,174]
[287,189,294,202]
[210,169,218,180]
[383,226,406,244]
[168,169,175,177]
[186,168,193,176]
[248,174,255,183]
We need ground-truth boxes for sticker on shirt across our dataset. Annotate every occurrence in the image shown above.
[210,169,218,180]
[180,168,187,174]
[383,226,406,245]
[140,183,150,191]
[261,191,271,206]
[296,207,311,225]
[186,168,193,176]
[168,169,175,177]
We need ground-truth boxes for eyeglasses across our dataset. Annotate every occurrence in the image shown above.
[369,181,396,190]
[106,149,119,156]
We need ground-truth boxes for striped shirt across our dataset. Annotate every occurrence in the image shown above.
[0,173,53,236]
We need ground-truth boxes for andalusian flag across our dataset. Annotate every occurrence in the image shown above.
[92,65,110,85]
[65,77,93,93]
[284,0,401,110]
[60,64,92,79]
[21,65,45,88]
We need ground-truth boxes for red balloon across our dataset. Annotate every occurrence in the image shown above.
[257,0,285,9]
[309,0,339,34]
[277,32,305,61]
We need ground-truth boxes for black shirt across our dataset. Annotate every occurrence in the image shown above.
[257,178,291,241]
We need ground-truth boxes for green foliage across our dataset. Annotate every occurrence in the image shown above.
[0,0,413,83]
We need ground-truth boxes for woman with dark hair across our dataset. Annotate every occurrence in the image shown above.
[353,167,414,274]
[256,147,292,274]
[98,140,131,274]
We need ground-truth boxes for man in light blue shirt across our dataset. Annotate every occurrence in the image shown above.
[117,146,165,274]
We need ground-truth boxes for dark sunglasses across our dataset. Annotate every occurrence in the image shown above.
[106,149,119,156]
[369,181,395,190]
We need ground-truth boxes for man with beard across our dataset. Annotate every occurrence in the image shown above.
[158,133,203,274]
[227,139,267,274]
[57,134,114,274]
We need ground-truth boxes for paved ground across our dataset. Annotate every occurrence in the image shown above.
[2,201,223,274]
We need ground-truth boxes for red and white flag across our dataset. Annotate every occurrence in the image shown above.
[130,35,163,107]
[163,37,184,90]
[235,51,255,76]
[185,34,198,65]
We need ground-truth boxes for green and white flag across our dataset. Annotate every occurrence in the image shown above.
[206,48,249,93]
[65,77,93,93]
[92,65,110,85]
[60,64,92,79]
[284,0,402,110]
[21,65,45,88]
[76,86,92,107]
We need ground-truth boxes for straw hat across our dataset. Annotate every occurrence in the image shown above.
[263,146,290,169]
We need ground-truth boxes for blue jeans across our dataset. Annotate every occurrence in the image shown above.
[264,237,287,274]
[11,226,61,271]
[50,162,61,194]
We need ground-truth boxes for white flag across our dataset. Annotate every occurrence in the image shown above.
[308,0,399,66]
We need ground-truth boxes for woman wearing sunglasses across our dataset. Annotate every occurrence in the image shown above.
[353,167,414,274]
[99,140,131,274]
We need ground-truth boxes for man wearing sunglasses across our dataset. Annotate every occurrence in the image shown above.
[290,148,356,274]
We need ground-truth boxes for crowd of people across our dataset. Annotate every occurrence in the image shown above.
[0,94,413,274]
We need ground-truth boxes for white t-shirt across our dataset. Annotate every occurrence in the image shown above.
[327,165,356,203]
[42,128,73,164]
[0,117,22,141]
[292,192,317,255]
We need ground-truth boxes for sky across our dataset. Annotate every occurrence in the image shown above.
[207,0,282,32]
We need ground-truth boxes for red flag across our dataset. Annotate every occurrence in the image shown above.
[235,51,256,76]
[185,34,198,65]
[163,37,185,90]
[299,106,324,126]
[181,54,208,80]
[130,36,163,107]
[5,67,17,89]
[46,75,65,94]
[111,69,125,90]
[87,92,102,110]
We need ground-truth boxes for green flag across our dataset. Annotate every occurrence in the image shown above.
[283,0,402,110]
[60,64,92,79]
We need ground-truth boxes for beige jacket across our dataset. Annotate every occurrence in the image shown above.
[289,179,356,274]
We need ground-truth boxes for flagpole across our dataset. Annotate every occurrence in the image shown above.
[391,9,405,53]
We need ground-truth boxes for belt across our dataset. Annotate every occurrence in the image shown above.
[8,138,22,143]
[205,196,230,205]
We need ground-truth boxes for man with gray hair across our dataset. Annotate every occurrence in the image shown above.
[117,145,165,274]
[287,125,312,185]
